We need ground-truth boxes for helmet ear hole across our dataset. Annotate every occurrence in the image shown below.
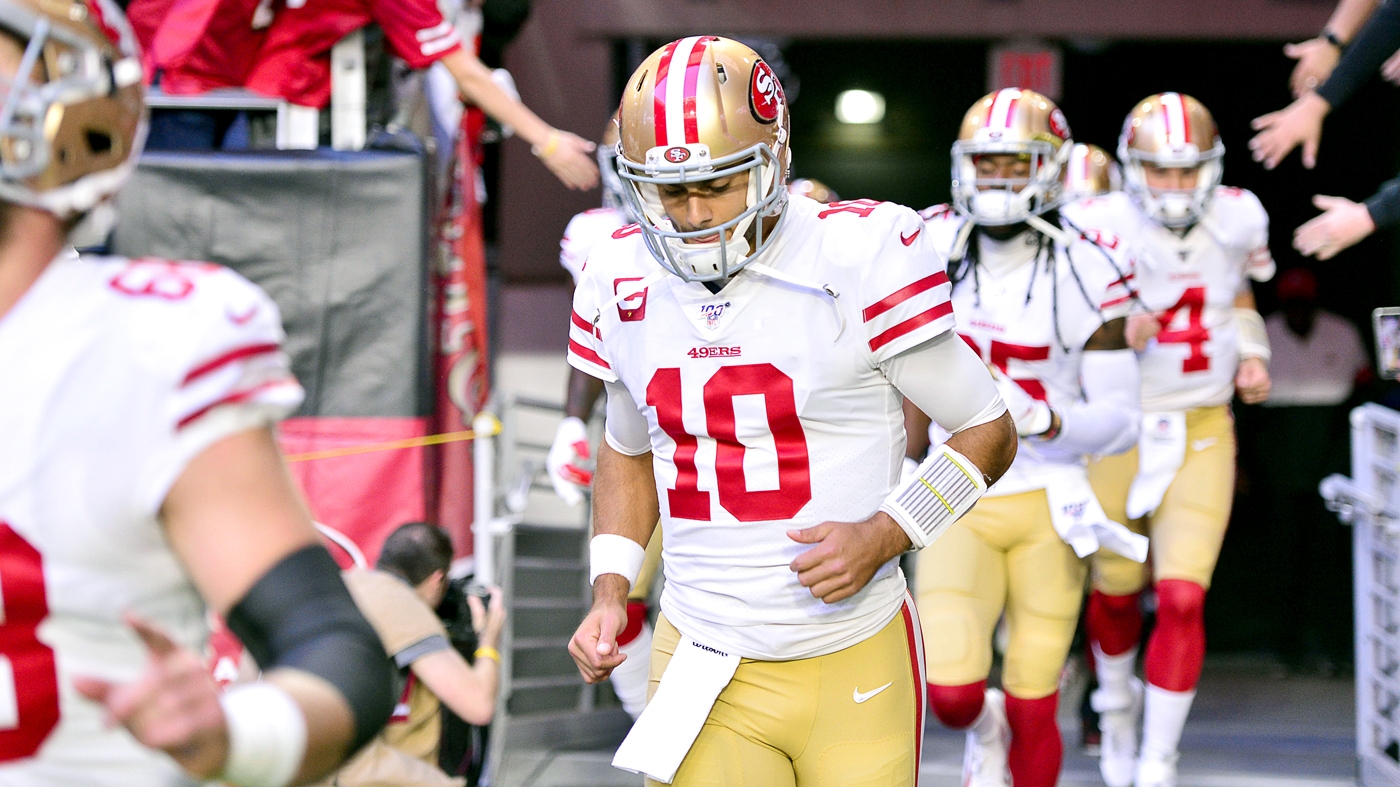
[85,129,111,155]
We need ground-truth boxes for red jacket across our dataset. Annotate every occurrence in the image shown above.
[127,0,269,94]
[245,0,462,108]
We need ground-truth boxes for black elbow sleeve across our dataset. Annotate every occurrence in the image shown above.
[225,545,395,752]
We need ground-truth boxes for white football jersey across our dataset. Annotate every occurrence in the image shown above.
[920,206,1135,496]
[568,195,955,661]
[559,207,628,285]
[0,253,302,786]
[1062,188,1274,412]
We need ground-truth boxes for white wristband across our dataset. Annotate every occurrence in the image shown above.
[880,443,988,549]
[589,534,647,590]
[219,683,307,787]
[1233,308,1270,362]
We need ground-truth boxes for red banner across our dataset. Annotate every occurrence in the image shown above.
[430,107,492,557]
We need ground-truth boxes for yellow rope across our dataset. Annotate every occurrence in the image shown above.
[284,423,498,463]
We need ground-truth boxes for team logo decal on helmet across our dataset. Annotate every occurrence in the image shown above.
[1048,108,1071,142]
[749,59,784,124]
[664,147,691,163]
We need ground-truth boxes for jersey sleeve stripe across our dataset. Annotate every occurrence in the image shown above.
[176,379,301,430]
[571,310,602,338]
[862,272,951,323]
[568,337,611,370]
[868,301,954,352]
[181,343,282,387]
[1100,294,1132,309]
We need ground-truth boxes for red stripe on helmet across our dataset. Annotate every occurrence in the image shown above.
[1178,94,1192,144]
[682,37,713,144]
[653,41,678,147]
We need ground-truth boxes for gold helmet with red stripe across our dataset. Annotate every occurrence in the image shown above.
[616,36,790,282]
[951,87,1072,226]
[0,0,145,219]
[1062,143,1121,201]
[1118,92,1223,227]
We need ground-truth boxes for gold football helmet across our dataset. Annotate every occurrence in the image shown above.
[1062,143,1120,201]
[951,88,1072,226]
[1117,92,1223,227]
[0,0,145,218]
[616,36,790,282]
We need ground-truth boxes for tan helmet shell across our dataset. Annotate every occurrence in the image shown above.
[1063,143,1121,200]
[618,35,788,176]
[0,0,145,215]
[1119,92,1221,164]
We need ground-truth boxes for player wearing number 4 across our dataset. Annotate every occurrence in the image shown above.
[1062,93,1273,787]
[565,37,1018,786]
[0,2,394,786]
[906,89,1148,787]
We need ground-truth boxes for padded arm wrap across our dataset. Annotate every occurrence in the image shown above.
[880,443,988,549]
[226,545,395,753]
[1233,308,1271,362]
[1050,349,1141,457]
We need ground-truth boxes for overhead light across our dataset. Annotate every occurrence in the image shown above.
[835,89,885,124]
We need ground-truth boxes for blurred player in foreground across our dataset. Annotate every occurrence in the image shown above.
[1065,93,1273,787]
[911,90,1145,787]
[566,36,1017,786]
[0,2,394,784]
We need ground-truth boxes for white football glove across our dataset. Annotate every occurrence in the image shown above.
[547,416,593,506]
[990,368,1053,437]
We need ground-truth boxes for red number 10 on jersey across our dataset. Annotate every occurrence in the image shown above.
[646,364,812,522]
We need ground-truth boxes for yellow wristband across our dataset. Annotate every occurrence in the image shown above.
[474,647,501,663]
[531,130,560,159]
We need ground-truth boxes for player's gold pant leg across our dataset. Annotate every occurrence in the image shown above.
[629,526,664,602]
[1151,405,1236,590]
[999,495,1088,698]
[648,605,924,787]
[916,505,1007,688]
[1088,448,1151,596]
[917,490,1086,697]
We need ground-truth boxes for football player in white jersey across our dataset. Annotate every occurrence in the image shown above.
[0,3,394,785]
[908,89,1145,787]
[565,37,1017,786]
[1063,93,1274,787]
[548,114,656,718]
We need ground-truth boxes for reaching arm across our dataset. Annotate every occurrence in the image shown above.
[1043,319,1141,457]
[438,48,598,190]
[1286,0,1383,97]
[89,427,394,785]
[1318,0,1400,108]
[568,381,659,682]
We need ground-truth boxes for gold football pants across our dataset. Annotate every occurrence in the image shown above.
[915,488,1086,698]
[1087,404,1236,595]
[646,600,925,786]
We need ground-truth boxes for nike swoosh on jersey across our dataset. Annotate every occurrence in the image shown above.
[853,682,894,703]
[1192,437,1217,452]
[900,228,922,246]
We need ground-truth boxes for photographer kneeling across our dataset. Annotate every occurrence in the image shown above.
[321,522,506,787]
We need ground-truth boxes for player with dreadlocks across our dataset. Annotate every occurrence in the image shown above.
[905,89,1148,787]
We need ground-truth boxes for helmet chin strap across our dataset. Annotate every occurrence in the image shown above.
[1026,214,1075,247]
[663,210,755,280]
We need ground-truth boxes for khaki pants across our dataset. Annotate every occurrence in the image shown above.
[646,600,925,787]
[916,488,1086,698]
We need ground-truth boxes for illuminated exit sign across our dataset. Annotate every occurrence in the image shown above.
[988,42,1062,100]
